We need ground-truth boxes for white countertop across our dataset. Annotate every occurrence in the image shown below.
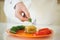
[0,23,60,40]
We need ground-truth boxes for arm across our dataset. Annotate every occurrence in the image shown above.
[10,0,31,22]
[15,2,30,21]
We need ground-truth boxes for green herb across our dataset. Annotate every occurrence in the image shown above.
[28,18,32,22]
[10,25,25,34]
[10,26,18,34]
[17,25,25,30]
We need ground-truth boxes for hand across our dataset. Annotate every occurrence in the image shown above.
[15,2,30,22]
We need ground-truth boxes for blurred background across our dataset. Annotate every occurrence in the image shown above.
[0,0,60,25]
[0,0,6,23]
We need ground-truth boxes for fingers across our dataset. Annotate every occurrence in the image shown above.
[22,11,30,18]
[19,2,30,19]
[23,10,30,19]
[15,10,29,22]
